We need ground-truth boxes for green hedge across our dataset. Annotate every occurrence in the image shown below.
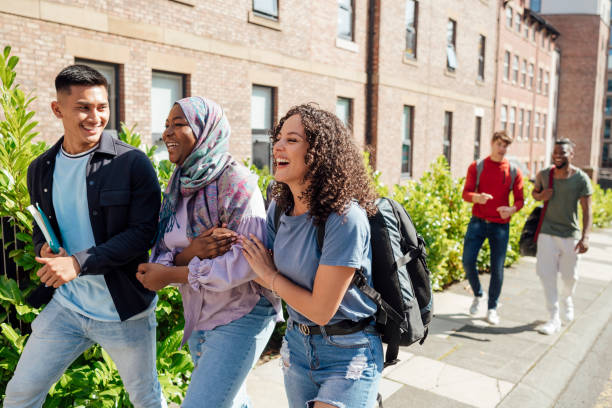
[1,45,612,406]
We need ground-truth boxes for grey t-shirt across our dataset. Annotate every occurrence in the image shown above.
[536,167,593,238]
[267,200,377,326]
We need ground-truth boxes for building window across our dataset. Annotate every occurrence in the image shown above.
[538,67,543,93]
[605,119,611,139]
[401,106,414,176]
[503,51,510,80]
[501,105,507,130]
[405,0,418,59]
[531,0,541,12]
[251,85,275,170]
[603,143,612,167]
[443,111,452,164]
[608,49,612,69]
[509,107,516,137]
[607,97,612,116]
[252,0,278,19]
[512,55,519,83]
[151,70,185,142]
[525,24,529,39]
[528,63,534,89]
[521,59,527,87]
[542,113,547,140]
[518,109,524,139]
[506,6,513,28]
[544,71,549,95]
[336,97,352,128]
[477,35,485,80]
[532,26,536,42]
[76,59,120,132]
[515,13,522,32]
[338,0,354,41]
[474,116,482,160]
[541,33,546,47]
[608,79,612,92]
[535,113,540,140]
[446,19,457,72]
[526,110,532,139]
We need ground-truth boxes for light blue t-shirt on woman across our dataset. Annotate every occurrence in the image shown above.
[267,200,377,326]
[52,146,121,321]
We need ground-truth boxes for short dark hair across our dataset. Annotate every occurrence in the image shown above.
[491,130,513,145]
[55,64,108,94]
[555,138,575,151]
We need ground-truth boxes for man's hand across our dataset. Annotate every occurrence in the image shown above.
[136,263,171,291]
[40,243,67,258]
[496,206,516,220]
[537,188,553,201]
[35,256,80,288]
[473,193,494,205]
[575,236,589,254]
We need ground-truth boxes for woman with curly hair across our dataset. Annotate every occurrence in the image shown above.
[241,104,383,408]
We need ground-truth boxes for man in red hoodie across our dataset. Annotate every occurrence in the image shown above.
[462,131,524,325]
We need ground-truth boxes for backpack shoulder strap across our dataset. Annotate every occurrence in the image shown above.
[509,162,517,191]
[475,159,484,193]
[316,223,325,251]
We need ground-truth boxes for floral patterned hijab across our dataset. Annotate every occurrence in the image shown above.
[155,96,256,248]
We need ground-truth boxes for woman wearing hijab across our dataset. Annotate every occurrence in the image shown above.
[137,96,282,408]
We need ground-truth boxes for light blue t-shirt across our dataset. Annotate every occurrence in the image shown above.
[267,200,377,325]
[52,146,121,321]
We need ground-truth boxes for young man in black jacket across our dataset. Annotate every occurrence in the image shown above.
[4,65,165,407]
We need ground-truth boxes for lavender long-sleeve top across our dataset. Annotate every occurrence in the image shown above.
[150,188,283,346]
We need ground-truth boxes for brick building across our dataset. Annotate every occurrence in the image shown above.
[0,0,370,170]
[538,0,611,179]
[495,0,559,180]
[368,0,498,184]
[600,5,612,186]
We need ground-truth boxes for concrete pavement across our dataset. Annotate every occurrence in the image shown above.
[246,228,612,408]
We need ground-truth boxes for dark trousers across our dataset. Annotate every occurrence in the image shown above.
[462,217,510,310]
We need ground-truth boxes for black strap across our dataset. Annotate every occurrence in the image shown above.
[352,271,405,327]
[273,203,283,232]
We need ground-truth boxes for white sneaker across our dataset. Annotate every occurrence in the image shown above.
[538,318,561,335]
[486,309,500,325]
[562,297,574,323]
[469,297,481,315]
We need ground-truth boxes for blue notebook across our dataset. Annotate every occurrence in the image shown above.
[26,203,60,254]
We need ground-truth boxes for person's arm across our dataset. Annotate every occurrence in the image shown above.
[174,227,236,266]
[462,162,493,205]
[72,151,162,275]
[242,236,355,325]
[532,170,553,201]
[575,194,593,254]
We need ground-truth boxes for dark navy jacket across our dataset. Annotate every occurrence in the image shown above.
[27,132,161,320]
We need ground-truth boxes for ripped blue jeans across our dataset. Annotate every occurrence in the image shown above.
[281,317,383,408]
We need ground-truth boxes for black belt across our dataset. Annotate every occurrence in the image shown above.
[290,317,372,336]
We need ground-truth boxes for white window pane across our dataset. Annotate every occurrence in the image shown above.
[447,45,457,69]
[251,86,272,130]
[151,72,183,138]
[253,0,278,16]
[336,98,351,126]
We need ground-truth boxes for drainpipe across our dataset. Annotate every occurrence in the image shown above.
[365,0,380,168]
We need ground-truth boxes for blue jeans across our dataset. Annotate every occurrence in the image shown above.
[4,299,166,408]
[462,217,510,310]
[281,318,383,408]
[183,296,276,408]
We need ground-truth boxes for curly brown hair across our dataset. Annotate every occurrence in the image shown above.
[271,103,378,227]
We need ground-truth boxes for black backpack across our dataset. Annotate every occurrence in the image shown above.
[274,197,433,367]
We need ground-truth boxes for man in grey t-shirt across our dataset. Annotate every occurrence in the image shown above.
[532,139,593,335]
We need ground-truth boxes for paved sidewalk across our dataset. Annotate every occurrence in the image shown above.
[246,228,612,408]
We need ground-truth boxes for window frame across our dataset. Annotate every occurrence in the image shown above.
[401,105,415,176]
[501,105,508,130]
[443,111,453,165]
[336,96,353,129]
[526,110,532,140]
[528,63,534,89]
[252,0,279,20]
[506,6,513,28]
[151,69,187,142]
[518,108,524,139]
[512,55,519,83]
[478,35,486,80]
[474,116,482,161]
[521,59,527,87]
[337,0,355,41]
[509,107,516,137]
[503,51,510,80]
[405,0,419,59]
[446,19,457,72]
[251,84,276,170]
